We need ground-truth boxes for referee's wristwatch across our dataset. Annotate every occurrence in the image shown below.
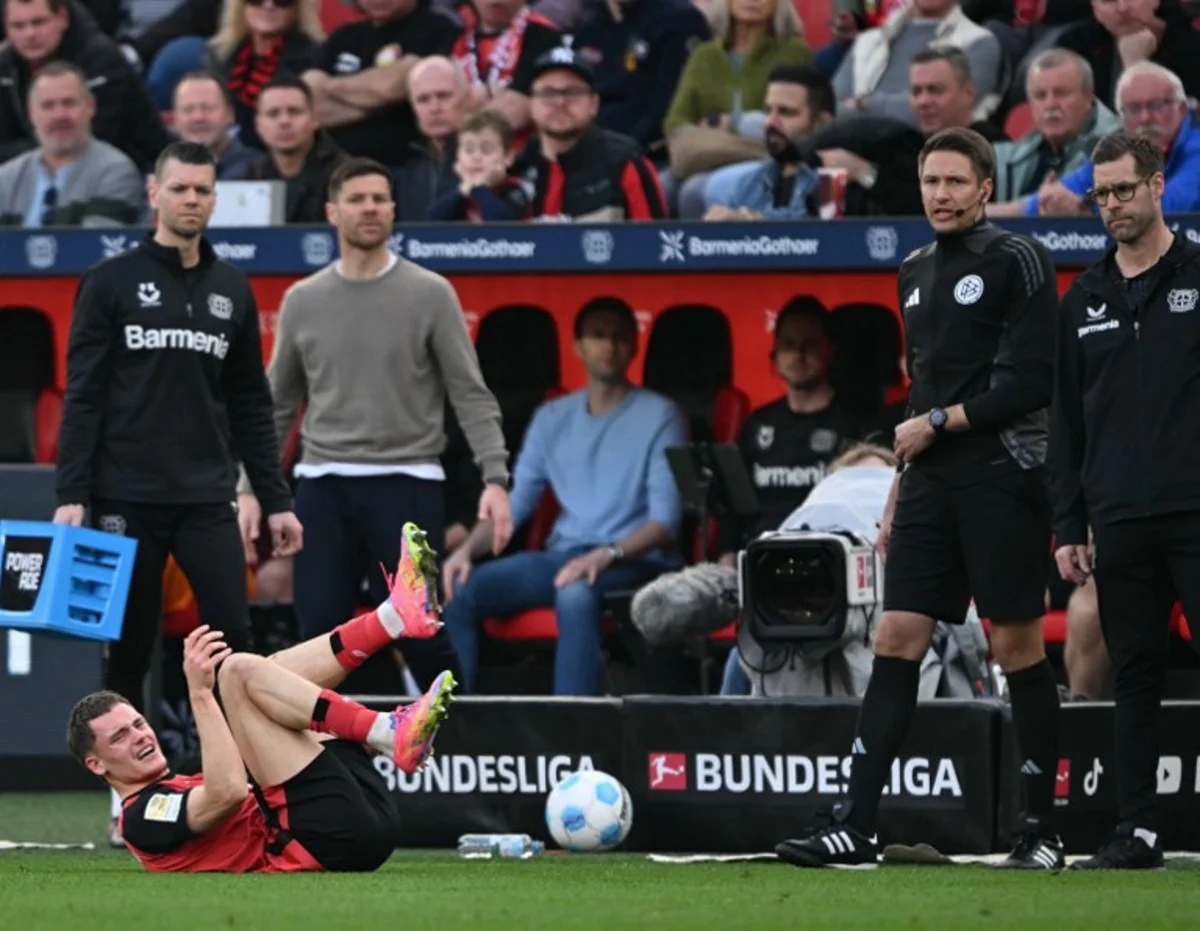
[928,407,948,435]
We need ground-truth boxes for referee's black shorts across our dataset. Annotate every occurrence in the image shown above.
[883,467,1050,623]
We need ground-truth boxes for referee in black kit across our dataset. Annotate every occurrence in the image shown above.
[776,127,1065,869]
[54,142,303,712]
[1050,131,1200,870]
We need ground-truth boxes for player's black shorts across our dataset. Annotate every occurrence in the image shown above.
[883,466,1050,623]
[264,739,400,872]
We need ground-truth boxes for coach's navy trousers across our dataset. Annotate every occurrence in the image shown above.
[292,473,461,690]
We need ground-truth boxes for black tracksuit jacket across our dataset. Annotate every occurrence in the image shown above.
[1050,236,1200,545]
[56,233,292,514]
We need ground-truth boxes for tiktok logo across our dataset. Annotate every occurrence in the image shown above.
[1083,759,1104,797]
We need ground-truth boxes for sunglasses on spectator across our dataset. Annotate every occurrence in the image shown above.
[1086,176,1151,206]
[245,0,296,8]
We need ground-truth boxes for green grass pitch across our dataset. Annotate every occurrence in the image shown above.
[1,792,1196,931]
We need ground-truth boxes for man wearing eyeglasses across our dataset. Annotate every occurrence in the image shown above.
[515,44,666,221]
[1023,60,1200,217]
[1050,129,1200,869]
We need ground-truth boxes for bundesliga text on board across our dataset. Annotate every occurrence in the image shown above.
[373,753,598,794]
[646,752,963,798]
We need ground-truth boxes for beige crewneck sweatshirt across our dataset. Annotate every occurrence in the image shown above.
[242,257,508,488]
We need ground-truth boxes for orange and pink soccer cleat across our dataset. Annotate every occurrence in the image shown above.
[390,670,456,774]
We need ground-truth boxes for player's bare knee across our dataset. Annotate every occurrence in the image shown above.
[990,620,1045,671]
[216,652,262,690]
[873,611,935,661]
[1067,584,1102,647]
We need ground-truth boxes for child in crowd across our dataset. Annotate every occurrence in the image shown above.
[428,111,530,222]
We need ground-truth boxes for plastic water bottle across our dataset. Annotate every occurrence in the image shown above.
[456,833,545,860]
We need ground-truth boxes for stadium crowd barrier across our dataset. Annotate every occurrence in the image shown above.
[5,217,1200,410]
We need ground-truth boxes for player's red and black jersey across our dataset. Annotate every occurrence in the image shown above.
[451,4,561,96]
[515,124,666,221]
[119,772,318,873]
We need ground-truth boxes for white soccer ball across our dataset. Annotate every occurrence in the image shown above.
[544,769,633,853]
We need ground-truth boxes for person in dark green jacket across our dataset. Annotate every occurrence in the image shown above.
[660,0,811,216]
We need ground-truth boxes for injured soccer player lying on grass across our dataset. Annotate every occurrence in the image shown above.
[65,523,455,873]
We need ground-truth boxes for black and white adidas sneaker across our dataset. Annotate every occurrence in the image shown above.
[776,824,879,869]
[994,833,1065,870]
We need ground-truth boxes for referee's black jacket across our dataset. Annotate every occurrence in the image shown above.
[1049,235,1200,546]
[899,220,1057,482]
[56,232,292,514]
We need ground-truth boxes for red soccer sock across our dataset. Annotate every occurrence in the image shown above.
[329,610,393,671]
[310,689,378,743]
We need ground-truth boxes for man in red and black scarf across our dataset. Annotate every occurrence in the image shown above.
[451,0,561,136]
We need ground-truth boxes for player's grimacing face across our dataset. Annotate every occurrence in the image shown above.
[85,703,168,786]
[328,173,395,250]
[920,150,992,234]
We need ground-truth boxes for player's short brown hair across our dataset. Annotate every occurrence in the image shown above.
[461,109,515,151]
[66,690,131,764]
[1091,130,1165,177]
[919,126,996,184]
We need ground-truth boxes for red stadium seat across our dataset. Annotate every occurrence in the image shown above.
[34,387,62,463]
[1004,101,1034,140]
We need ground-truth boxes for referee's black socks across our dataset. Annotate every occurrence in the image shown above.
[841,655,921,835]
[1005,658,1061,826]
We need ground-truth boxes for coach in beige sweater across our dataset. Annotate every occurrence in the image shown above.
[238,157,512,690]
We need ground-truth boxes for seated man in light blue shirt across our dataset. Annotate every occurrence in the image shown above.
[441,297,686,696]
[1022,61,1200,217]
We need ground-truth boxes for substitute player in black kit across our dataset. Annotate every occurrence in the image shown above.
[1050,131,1200,870]
[777,127,1065,869]
[54,142,303,715]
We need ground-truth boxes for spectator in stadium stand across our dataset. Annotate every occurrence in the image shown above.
[660,0,810,218]
[573,0,712,156]
[1050,129,1200,870]
[0,61,144,226]
[956,0,1092,72]
[810,0,910,77]
[831,0,1006,127]
[986,48,1119,211]
[792,46,1006,216]
[203,0,323,152]
[702,64,835,220]
[172,72,262,181]
[1057,0,1200,111]
[99,0,223,110]
[238,76,347,223]
[236,157,513,691]
[428,108,532,220]
[515,43,667,219]
[450,0,561,138]
[301,0,459,167]
[440,296,686,696]
[393,55,468,222]
[1022,61,1200,216]
[0,0,168,170]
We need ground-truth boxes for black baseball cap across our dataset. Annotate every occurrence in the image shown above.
[530,44,596,88]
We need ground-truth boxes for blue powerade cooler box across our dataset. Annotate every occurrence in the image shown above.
[0,521,137,641]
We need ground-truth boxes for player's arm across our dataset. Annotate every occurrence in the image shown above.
[223,287,292,516]
[183,627,249,834]
[950,239,1057,433]
[1048,286,1089,546]
[56,268,117,508]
